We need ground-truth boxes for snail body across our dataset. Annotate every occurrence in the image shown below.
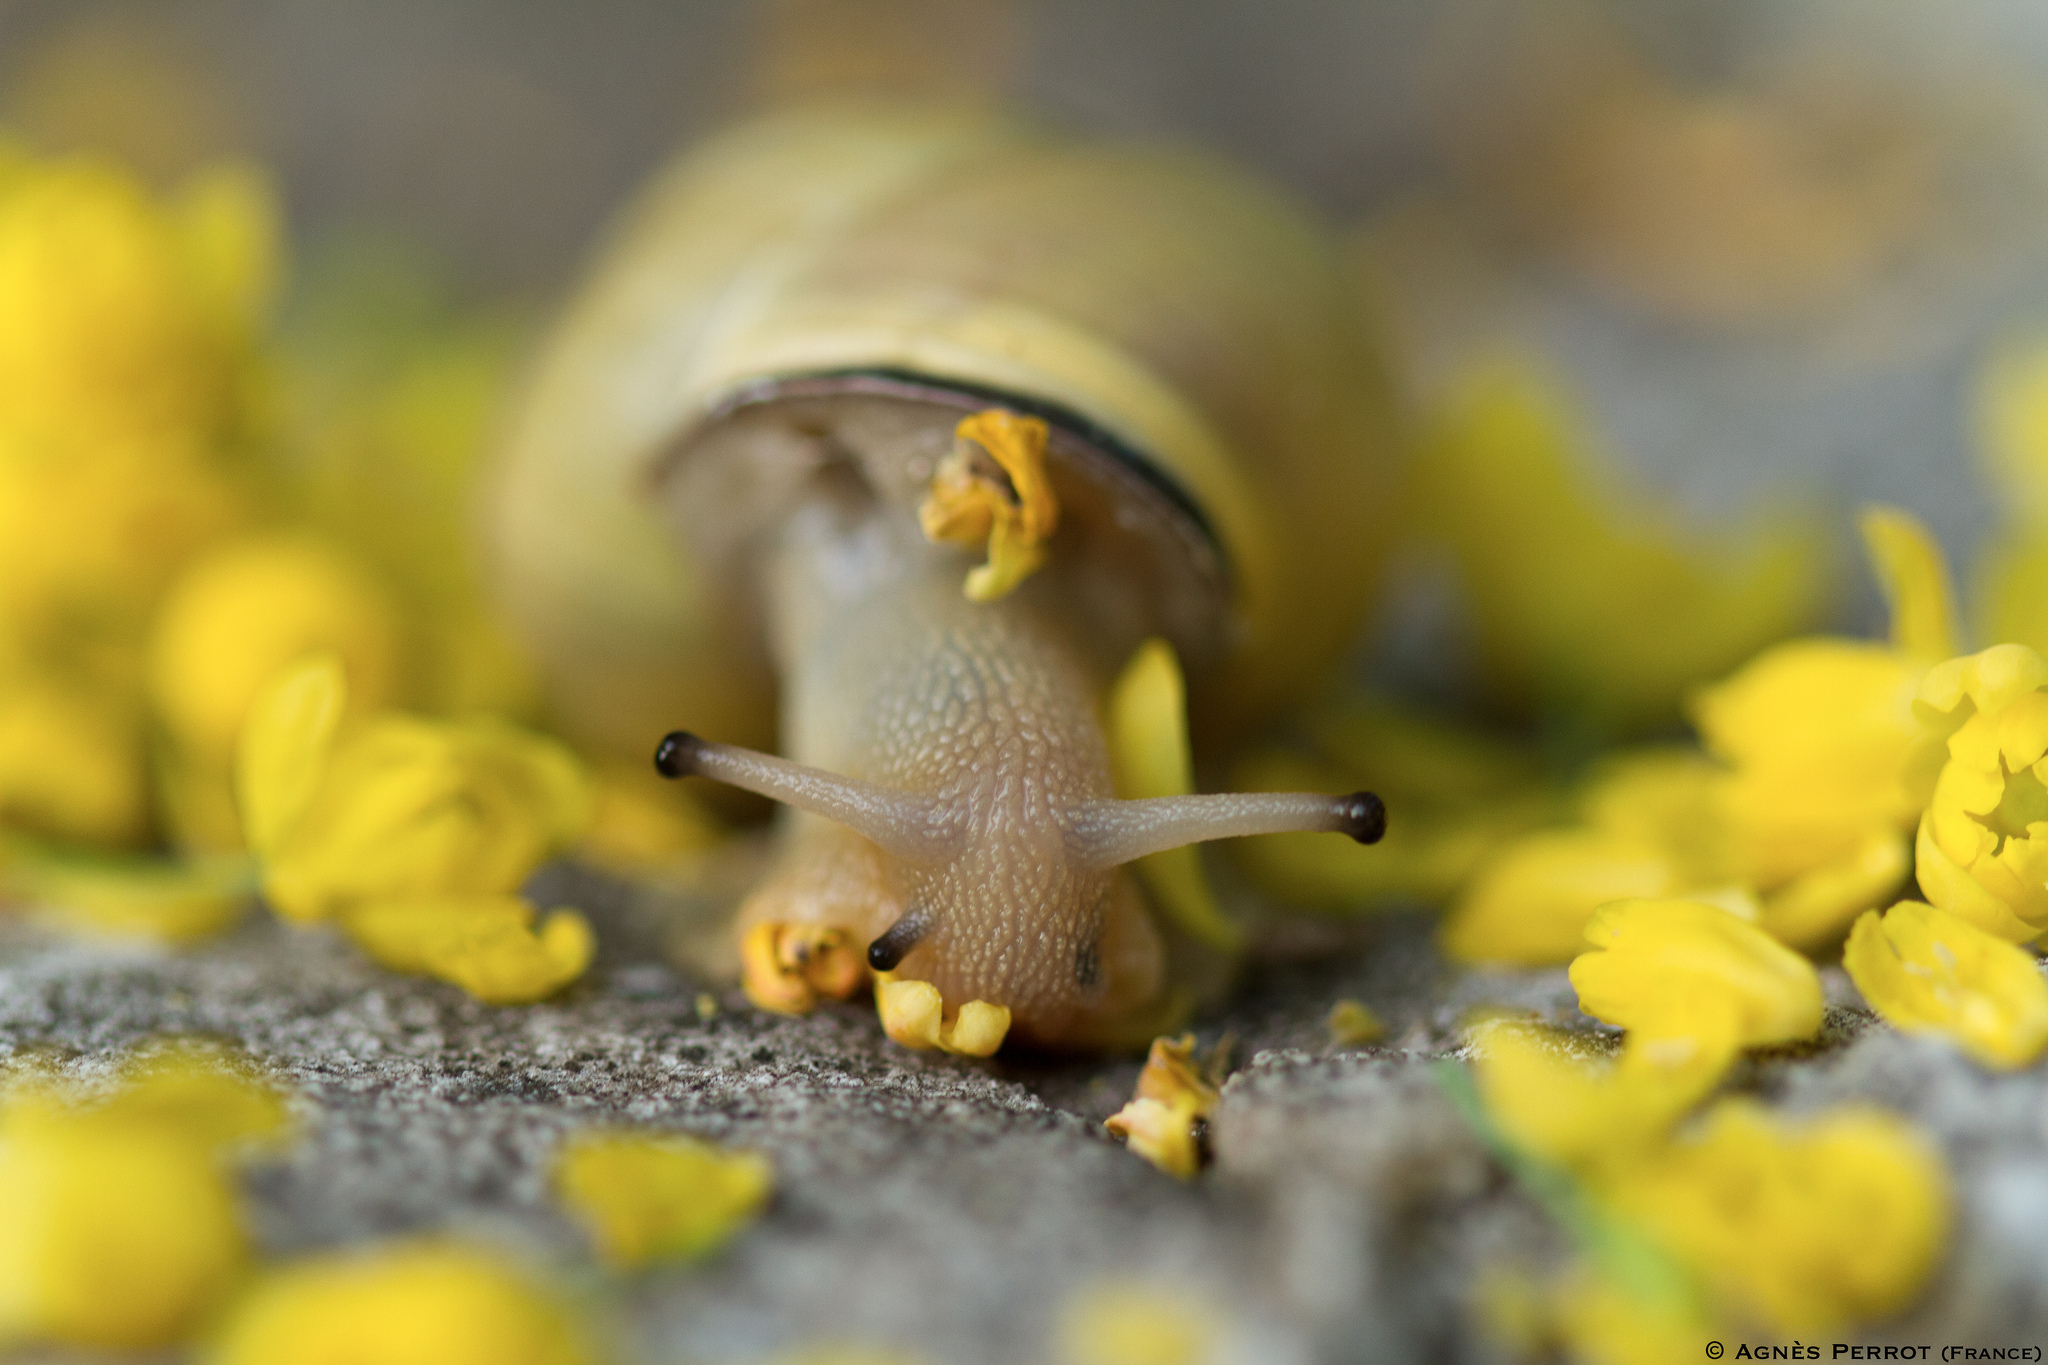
[490,105,1396,1050]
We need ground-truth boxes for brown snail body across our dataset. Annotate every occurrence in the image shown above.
[489,105,1396,1050]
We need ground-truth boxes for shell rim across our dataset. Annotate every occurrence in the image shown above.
[702,365,1234,589]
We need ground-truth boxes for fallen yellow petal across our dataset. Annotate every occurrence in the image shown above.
[1105,1034,1220,1179]
[554,1129,773,1268]
[206,1240,592,1365]
[1058,1282,1219,1365]
[1844,900,2048,1069]
[234,653,347,860]
[741,921,867,1015]
[1443,828,1681,967]
[344,895,594,1005]
[1569,898,1824,1048]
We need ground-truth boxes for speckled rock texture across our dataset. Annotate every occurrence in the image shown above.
[3,861,2046,1365]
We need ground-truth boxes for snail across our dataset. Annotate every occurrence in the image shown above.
[488,105,1396,1052]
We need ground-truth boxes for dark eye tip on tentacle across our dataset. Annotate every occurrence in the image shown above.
[1336,791,1387,845]
[654,730,703,779]
[867,908,931,972]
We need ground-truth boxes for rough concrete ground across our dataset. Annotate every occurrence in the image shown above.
[1,864,2045,1365]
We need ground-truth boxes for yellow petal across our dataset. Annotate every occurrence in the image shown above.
[1,843,253,944]
[1916,643,2048,734]
[1468,1016,1733,1172]
[235,654,346,858]
[1107,638,1243,952]
[1914,813,2042,941]
[1058,1282,1219,1365]
[1846,900,2048,1068]
[1857,505,1958,663]
[1595,1100,1949,1335]
[873,977,1010,1055]
[1975,338,2048,522]
[919,409,1058,602]
[1570,899,1824,1047]
[1757,827,1911,952]
[1442,829,1680,967]
[1105,1034,1219,1180]
[554,1130,772,1268]
[343,896,594,1005]
[208,1241,593,1365]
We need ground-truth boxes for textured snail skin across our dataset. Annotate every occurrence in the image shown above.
[740,497,1163,1045]
[489,104,1396,1049]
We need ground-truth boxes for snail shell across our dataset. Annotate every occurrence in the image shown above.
[489,104,1396,1049]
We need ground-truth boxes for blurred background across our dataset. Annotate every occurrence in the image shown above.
[0,0,2029,577]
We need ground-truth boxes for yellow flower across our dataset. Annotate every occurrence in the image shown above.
[0,152,276,444]
[1569,899,1824,1047]
[1408,362,1826,732]
[236,656,594,1002]
[576,762,724,873]
[344,895,594,1006]
[239,658,587,924]
[1104,1034,1220,1180]
[0,669,149,847]
[1,843,251,942]
[1595,1100,1949,1335]
[1844,900,2048,1069]
[1468,1017,1732,1173]
[151,535,401,763]
[1441,750,1721,966]
[919,409,1058,601]
[0,1044,284,1352]
[554,1130,773,1268]
[1058,1282,1219,1365]
[1232,694,1554,914]
[1976,338,2048,526]
[206,1241,593,1365]
[1550,1269,1716,1365]
[1912,643,2048,940]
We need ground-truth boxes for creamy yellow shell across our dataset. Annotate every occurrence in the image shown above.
[489,103,1395,761]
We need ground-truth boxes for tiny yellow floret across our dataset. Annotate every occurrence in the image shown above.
[555,1129,772,1268]
[1844,900,2048,1069]
[1326,999,1385,1046]
[1104,1034,1220,1179]
[741,921,868,1015]
[206,1241,592,1365]
[1569,899,1824,1047]
[919,408,1058,601]
[874,976,1011,1056]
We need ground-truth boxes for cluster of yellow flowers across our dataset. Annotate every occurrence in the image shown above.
[0,1040,773,1360]
[0,139,722,996]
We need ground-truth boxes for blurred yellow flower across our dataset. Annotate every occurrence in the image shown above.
[1232,695,1554,913]
[1844,900,2048,1069]
[1976,338,2048,526]
[345,895,594,1006]
[1467,1017,1731,1172]
[577,762,725,873]
[1549,1269,1714,1365]
[1108,638,1241,951]
[152,535,401,763]
[1105,1034,1220,1180]
[2,844,251,942]
[0,670,148,846]
[236,656,594,1002]
[554,1130,773,1269]
[0,151,275,444]
[0,1044,284,1352]
[1058,1282,1219,1365]
[1409,362,1826,732]
[1913,643,2048,940]
[1595,1100,1948,1335]
[1569,899,1824,1047]
[207,1241,593,1365]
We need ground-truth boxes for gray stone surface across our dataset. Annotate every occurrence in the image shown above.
[3,864,2046,1364]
